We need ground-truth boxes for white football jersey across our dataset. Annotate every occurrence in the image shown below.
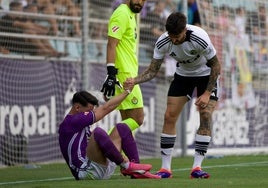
[153,24,216,77]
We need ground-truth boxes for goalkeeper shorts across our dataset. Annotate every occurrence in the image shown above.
[115,72,144,110]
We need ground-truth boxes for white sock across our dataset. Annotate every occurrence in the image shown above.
[120,161,130,169]
[161,148,173,170]
[192,152,205,169]
[192,134,211,169]
[160,133,176,171]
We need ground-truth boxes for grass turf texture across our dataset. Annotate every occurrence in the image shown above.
[0,155,267,188]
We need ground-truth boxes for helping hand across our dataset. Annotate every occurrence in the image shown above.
[123,78,135,93]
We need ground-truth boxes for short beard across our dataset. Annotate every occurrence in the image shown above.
[129,2,142,13]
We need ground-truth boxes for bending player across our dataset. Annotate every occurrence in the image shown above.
[129,12,221,178]
[58,79,159,180]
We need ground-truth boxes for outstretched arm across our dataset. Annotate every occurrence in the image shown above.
[134,58,164,85]
[95,79,134,121]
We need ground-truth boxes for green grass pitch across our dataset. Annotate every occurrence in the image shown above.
[0,155,267,188]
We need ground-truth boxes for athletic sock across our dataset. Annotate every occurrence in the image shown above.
[93,127,124,165]
[160,133,176,170]
[120,161,130,169]
[116,123,139,163]
[192,134,211,169]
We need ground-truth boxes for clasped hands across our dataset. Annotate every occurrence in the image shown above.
[101,77,135,100]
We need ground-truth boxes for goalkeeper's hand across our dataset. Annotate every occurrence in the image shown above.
[101,65,122,97]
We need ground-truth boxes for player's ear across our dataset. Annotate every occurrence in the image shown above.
[74,103,81,112]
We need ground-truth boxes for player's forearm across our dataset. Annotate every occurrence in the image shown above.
[95,90,130,121]
[206,55,221,92]
[104,90,130,111]
[106,37,118,65]
[134,58,163,84]
[106,49,116,65]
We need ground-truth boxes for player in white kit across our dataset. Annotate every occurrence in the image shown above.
[131,12,221,178]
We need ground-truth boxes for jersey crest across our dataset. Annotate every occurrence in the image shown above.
[131,96,138,105]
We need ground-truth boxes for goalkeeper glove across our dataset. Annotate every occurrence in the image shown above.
[101,65,122,97]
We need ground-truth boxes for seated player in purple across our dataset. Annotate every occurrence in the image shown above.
[58,79,160,180]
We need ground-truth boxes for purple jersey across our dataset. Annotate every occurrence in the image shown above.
[58,111,95,179]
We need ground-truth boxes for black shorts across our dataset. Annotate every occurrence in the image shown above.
[168,73,219,101]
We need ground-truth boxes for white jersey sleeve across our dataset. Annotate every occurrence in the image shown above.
[153,32,171,60]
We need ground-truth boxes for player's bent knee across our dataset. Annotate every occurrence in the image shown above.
[116,123,132,138]
[93,127,108,142]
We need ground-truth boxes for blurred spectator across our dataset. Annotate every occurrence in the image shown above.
[232,7,250,50]
[258,5,268,36]
[23,4,50,35]
[164,0,176,16]
[52,0,81,36]
[246,4,267,36]
[259,40,268,65]
[198,0,215,30]
[141,0,177,79]
[89,0,112,58]
[141,1,166,56]
[0,0,4,18]
[31,0,59,35]
[216,5,235,34]
[245,4,268,67]
[10,0,28,7]
[0,1,9,53]
[159,0,175,21]
[0,1,64,56]
[178,0,200,26]
[147,1,167,38]
[187,0,200,26]
[234,7,247,36]
[0,46,9,54]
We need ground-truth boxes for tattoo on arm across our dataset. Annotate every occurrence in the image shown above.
[206,55,221,92]
[135,58,163,84]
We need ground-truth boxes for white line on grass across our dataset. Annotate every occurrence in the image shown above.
[1,161,268,186]
[172,160,268,172]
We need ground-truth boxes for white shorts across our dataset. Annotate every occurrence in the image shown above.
[78,159,117,180]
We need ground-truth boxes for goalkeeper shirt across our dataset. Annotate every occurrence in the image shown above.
[108,4,138,77]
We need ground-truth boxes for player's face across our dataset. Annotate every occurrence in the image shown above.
[129,0,146,13]
[168,28,187,45]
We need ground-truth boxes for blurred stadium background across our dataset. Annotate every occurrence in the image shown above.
[0,0,268,167]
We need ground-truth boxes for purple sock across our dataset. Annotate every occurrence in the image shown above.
[93,127,124,165]
[116,123,140,163]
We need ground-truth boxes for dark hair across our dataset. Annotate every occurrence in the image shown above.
[9,1,22,10]
[72,91,99,107]
[165,12,187,35]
